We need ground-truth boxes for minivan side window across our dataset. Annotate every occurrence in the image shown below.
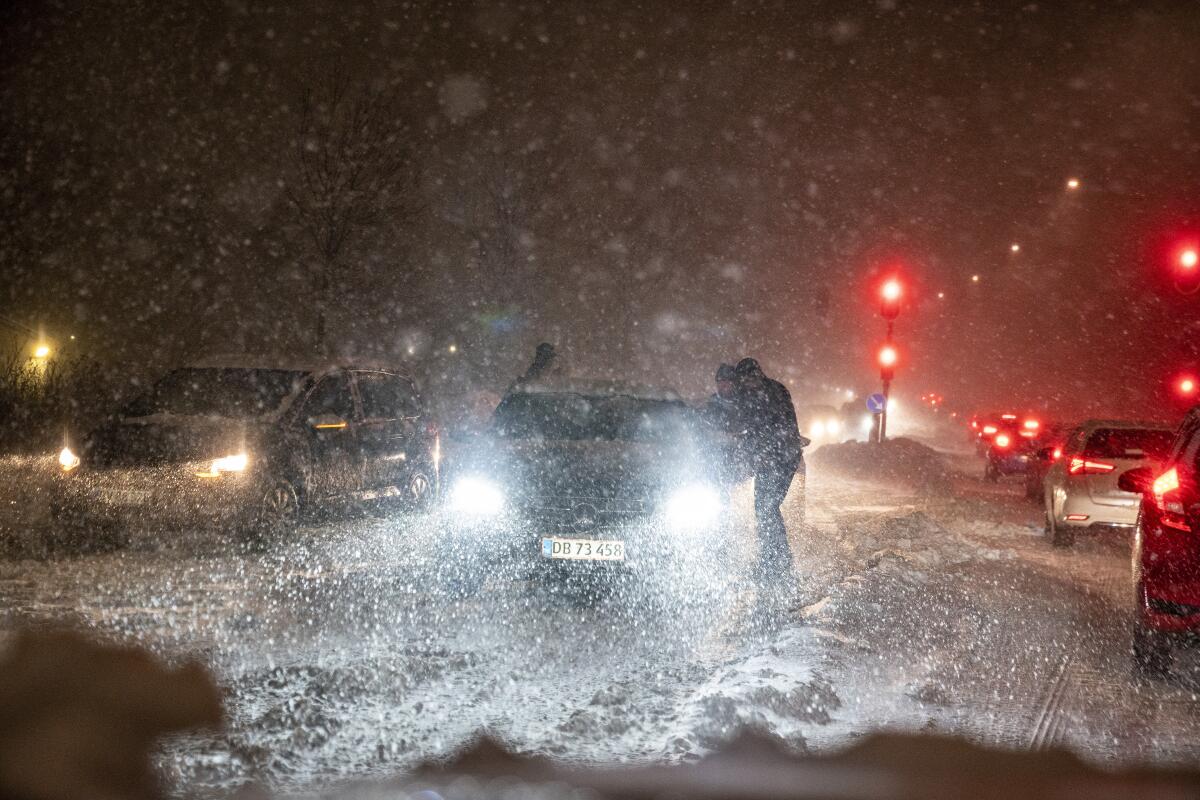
[357,373,421,420]
[304,374,355,421]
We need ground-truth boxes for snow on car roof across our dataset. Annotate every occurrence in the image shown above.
[514,378,682,402]
[187,353,409,376]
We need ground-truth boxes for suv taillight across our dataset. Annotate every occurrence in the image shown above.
[1153,467,1188,531]
[1068,457,1115,476]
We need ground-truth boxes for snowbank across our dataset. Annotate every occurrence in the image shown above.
[807,438,952,494]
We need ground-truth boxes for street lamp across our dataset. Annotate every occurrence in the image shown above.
[33,344,50,359]
[1066,177,1081,190]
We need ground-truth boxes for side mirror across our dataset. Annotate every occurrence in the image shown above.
[308,413,348,432]
[1117,466,1153,494]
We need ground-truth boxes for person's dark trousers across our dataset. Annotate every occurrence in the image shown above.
[753,458,799,581]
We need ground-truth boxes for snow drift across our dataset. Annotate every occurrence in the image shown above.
[807,438,952,494]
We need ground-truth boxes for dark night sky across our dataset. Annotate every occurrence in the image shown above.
[2,0,1198,417]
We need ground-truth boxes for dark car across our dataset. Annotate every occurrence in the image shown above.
[52,358,438,547]
[982,422,1036,481]
[1121,405,1200,679]
[442,381,728,589]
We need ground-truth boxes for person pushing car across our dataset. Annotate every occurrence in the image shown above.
[730,357,808,585]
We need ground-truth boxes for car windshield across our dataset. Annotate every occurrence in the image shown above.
[122,368,307,419]
[1083,428,1174,460]
[493,392,694,442]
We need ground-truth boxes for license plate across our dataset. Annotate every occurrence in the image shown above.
[541,537,625,561]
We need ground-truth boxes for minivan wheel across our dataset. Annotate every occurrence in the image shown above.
[252,478,301,543]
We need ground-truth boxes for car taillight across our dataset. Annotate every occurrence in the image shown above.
[1052,448,1062,460]
[982,425,998,435]
[994,433,1011,448]
[1068,457,1115,476]
[1152,467,1188,531]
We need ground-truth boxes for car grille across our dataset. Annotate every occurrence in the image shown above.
[519,496,653,533]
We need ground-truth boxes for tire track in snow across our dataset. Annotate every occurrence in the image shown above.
[1028,653,1072,751]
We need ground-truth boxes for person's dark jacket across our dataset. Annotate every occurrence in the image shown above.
[735,377,807,471]
[701,393,740,434]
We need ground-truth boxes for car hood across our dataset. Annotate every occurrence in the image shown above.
[83,414,270,469]
[453,436,715,502]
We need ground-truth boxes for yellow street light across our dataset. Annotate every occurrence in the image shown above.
[33,344,50,359]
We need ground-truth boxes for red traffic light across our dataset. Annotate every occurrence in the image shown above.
[879,277,903,320]
[1180,376,1198,397]
[1172,241,1200,294]
[878,344,898,368]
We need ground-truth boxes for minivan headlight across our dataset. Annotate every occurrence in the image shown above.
[196,452,249,478]
[58,446,80,472]
[665,484,722,533]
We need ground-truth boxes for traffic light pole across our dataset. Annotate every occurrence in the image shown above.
[880,319,894,442]
[876,277,902,445]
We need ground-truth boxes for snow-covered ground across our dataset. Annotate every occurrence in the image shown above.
[1,449,1198,798]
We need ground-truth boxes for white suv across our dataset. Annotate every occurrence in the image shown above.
[1042,419,1173,547]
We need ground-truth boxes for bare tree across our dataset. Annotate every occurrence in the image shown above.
[283,74,416,348]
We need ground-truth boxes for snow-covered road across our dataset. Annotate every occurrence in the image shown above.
[1,454,1198,797]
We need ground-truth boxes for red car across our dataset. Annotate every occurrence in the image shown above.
[1121,405,1200,679]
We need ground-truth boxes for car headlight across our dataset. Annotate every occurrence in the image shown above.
[664,484,722,533]
[448,476,505,517]
[58,446,80,472]
[196,452,249,478]
[826,418,840,436]
[809,420,826,438]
